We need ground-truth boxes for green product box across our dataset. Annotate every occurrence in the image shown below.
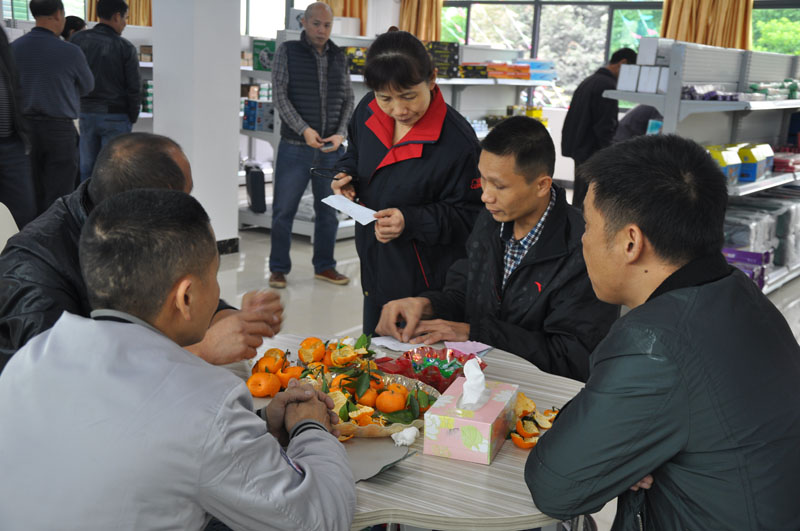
[253,39,276,72]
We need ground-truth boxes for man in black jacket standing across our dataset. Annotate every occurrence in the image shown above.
[526,135,800,529]
[376,117,618,382]
[71,0,140,181]
[561,48,636,209]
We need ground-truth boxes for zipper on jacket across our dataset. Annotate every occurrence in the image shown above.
[636,511,643,531]
[412,241,430,289]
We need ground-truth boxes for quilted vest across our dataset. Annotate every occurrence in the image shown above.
[280,36,346,142]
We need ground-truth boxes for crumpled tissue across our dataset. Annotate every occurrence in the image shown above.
[457,358,491,410]
[391,426,419,446]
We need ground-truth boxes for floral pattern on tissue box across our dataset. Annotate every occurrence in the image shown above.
[423,376,518,465]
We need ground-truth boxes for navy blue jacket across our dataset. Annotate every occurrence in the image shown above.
[336,88,482,316]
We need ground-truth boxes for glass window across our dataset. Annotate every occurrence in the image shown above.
[468,4,533,51]
[610,8,661,53]
[441,6,467,44]
[249,0,286,38]
[752,8,800,55]
[9,0,30,20]
[537,4,608,94]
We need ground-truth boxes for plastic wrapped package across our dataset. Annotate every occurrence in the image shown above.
[724,209,777,252]
[728,197,799,238]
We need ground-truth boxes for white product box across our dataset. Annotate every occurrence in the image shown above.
[638,37,674,66]
[617,64,641,92]
[657,67,670,94]
[637,66,661,93]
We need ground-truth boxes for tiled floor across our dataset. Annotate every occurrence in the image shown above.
[220,226,800,531]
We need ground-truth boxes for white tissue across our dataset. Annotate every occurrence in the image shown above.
[458,358,491,410]
[391,426,419,446]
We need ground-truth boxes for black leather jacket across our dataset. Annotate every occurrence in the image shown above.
[0,28,29,150]
[71,23,140,123]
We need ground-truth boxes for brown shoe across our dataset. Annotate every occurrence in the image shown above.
[314,268,350,285]
[268,271,287,289]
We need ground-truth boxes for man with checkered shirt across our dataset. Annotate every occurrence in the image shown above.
[376,117,619,382]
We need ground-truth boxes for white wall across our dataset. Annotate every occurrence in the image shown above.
[152,0,240,245]
[366,0,400,37]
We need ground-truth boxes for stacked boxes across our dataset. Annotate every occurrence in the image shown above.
[514,59,557,81]
[426,41,459,79]
[458,63,488,79]
[242,100,274,132]
[487,63,529,79]
[345,47,367,75]
[139,44,152,63]
[253,40,276,72]
[141,80,154,114]
[241,51,253,67]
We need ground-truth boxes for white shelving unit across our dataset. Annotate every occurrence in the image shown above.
[605,42,800,295]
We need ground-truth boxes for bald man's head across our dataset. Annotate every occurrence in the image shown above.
[88,133,192,207]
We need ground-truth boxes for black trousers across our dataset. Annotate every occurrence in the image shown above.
[27,118,78,215]
[0,134,35,229]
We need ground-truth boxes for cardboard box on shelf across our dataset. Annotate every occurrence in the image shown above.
[253,40,276,72]
[423,377,518,465]
[139,44,152,55]
[345,46,367,75]
[638,37,674,66]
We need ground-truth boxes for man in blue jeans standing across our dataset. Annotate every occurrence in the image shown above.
[269,2,354,289]
[71,0,139,181]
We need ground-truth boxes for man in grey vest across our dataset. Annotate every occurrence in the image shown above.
[269,2,354,289]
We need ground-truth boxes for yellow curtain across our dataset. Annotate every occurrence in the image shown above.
[323,0,368,36]
[661,0,753,50]
[400,0,442,41]
[88,0,152,27]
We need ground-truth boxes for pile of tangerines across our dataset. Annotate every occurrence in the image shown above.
[246,335,435,440]
[509,392,559,449]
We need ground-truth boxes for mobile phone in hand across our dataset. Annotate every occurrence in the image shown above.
[321,142,335,152]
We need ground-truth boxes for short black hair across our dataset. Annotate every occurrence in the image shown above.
[29,0,63,17]
[610,47,637,65]
[61,15,86,39]
[364,30,433,92]
[88,133,187,206]
[481,116,556,183]
[80,189,217,321]
[579,134,728,264]
[96,0,128,19]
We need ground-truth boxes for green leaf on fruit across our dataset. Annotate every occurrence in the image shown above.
[355,371,371,399]
[408,393,420,418]
[354,333,370,350]
[338,404,349,422]
[381,409,416,425]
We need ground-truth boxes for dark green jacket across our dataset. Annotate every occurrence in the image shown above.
[526,255,800,530]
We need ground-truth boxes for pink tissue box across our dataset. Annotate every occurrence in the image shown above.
[423,377,518,465]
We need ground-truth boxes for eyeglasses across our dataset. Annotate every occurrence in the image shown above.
[309,167,358,182]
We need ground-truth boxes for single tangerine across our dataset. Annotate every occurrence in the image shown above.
[387,383,408,397]
[252,348,285,374]
[247,372,281,398]
[330,373,356,393]
[356,387,378,408]
[277,365,305,388]
[375,390,406,413]
[322,349,334,367]
[298,337,325,364]
[369,373,385,392]
[331,345,358,367]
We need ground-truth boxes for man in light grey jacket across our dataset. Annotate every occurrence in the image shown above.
[0,189,355,530]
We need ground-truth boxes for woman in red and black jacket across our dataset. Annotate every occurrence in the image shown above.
[333,31,482,335]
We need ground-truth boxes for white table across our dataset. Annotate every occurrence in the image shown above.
[233,334,585,531]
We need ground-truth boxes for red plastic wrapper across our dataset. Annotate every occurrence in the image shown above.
[375,347,488,393]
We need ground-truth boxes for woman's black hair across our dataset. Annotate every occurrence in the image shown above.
[364,30,434,92]
[61,16,86,40]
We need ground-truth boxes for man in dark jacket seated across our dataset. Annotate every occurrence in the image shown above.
[376,116,619,382]
[526,135,800,529]
[0,133,283,371]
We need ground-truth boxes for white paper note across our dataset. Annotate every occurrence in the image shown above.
[371,335,421,352]
[322,195,376,225]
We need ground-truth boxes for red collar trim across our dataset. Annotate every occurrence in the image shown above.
[365,86,447,171]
